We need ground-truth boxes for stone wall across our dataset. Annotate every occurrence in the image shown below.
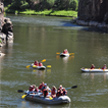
[0,1,13,49]
[76,0,108,32]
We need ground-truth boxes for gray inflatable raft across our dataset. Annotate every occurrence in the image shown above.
[25,94,71,105]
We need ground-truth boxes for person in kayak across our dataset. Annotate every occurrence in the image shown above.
[38,82,45,91]
[34,86,39,92]
[90,64,95,69]
[102,64,107,69]
[63,49,68,54]
[29,84,36,93]
[62,88,67,96]
[39,62,43,66]
[34,60,38,66]
[51,86,57,98]
[56,85,63,97]
[42,83,50,97]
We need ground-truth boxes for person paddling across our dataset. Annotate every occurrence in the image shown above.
[39,62,43,66]
[51,86,57,98]
[34,60,38,66]
[90,64,95,69]
[102,64,107,70]
[63,49,68,54]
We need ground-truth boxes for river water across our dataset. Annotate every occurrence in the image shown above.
[0,14,108,108]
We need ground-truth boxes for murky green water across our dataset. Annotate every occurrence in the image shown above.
[0,14,108,108]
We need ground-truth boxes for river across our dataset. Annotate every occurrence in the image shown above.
[0,14,108,108]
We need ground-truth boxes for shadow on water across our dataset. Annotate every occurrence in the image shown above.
[61,20,108,33]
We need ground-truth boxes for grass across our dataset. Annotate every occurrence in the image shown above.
[5,8,78,18]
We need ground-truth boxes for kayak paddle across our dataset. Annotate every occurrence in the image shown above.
[66,85,77,90]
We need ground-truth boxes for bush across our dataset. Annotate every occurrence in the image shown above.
[69,0,78,11]
[8,0,29,11]
[35,0,55,11]
[53,0,70,10]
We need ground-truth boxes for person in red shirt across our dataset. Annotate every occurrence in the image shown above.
[34,60,38,66]
[62,88,67,96]
[90,64,95,69]
[39,62,43,66]
[102,64,107,69]
[63,49,68,54]
[38,82,44,90]
[51,86,57,98]
[56,85,63,97]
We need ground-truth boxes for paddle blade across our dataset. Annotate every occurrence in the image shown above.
[41,59,46,62]
[26,65,30,68]
[56,52,60,54]
[71,85,77,89]
[32,65,37,68]
[69,53,75,55]
[47,65,51,68]
[49,96,53,100]
[18,90,24,93]
[22,94,27,99]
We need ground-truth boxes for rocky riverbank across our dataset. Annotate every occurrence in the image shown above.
[76,0,108,33]
[0,1,13,57]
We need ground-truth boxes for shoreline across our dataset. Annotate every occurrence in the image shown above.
[5,9,78,19]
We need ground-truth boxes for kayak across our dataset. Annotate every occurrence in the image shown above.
[31,64,46,70]
[25,93,71,105]
[60,53,70,57]
[0,52,5,57]
[81,68,108,72]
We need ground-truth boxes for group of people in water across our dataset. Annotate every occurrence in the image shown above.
[90,64,107,69]
[34,60,43,66]
[28,82,67,98]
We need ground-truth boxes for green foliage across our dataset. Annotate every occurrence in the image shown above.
[69,0,78,11]
[5,0,79,14]
[7,0,29,11]
[35,0,55,11]
[20,9,77,18]
[53,0,70,10]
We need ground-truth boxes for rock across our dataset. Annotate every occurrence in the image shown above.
[77,0,108,32]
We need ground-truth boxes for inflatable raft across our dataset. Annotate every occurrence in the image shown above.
[60,53,69,57]
[0,52,5,57]
[81,68,108,73]
[25,93,71,105]
[31,64,46,70]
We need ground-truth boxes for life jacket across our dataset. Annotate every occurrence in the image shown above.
[63,89,67,95]
[90,66,95,69]
[38,84,43,89]
[102,66,106,69]
[51,88,56,95]
[35,88,39,92]
[56,89,62,97]
[34,61,38,66]
[29,86,34,91]
[39,62,43,66]
[43,89,48,97]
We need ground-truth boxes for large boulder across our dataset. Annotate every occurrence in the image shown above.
[78,0,108,23]
[0,1,13,41]
[76,0,108,32]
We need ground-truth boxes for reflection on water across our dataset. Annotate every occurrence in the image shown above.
[82,72,108,81]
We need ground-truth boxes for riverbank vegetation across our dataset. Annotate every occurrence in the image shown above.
[4,0,78,18]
